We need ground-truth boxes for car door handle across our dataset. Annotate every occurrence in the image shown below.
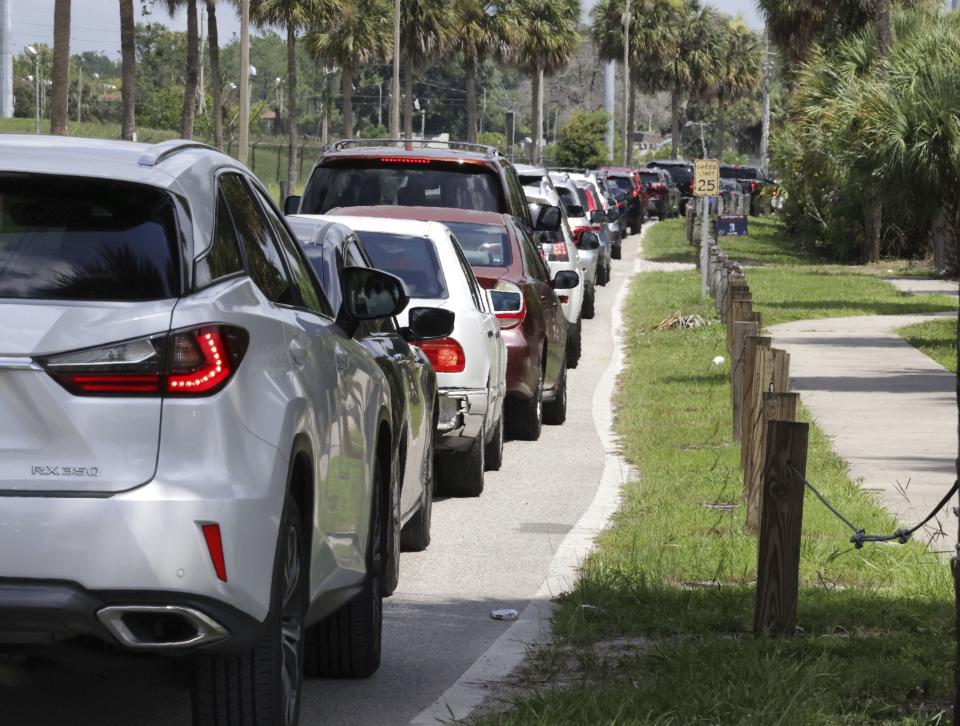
[336,347,350,373]
[288,338,307,367]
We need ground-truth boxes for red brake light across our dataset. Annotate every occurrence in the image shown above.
[750,181,758,192]
[571,225,591,242]
[379,156,431,164]
[558,294,569,304]
[166,329,232,394]
[202,523,228,582]
[631,189,639,198]
[551,242,569,261]
[414,338,466,373]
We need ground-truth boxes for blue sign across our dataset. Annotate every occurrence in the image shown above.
[717,215,749,237]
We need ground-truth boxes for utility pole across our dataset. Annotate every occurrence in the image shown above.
[759,30,771,176]
[603,60,615,161]
[621,0,630,166]
[238,0,250,164]
[378,81,382,127]
[198,5,206,115]
[0,0,13,118]
[76,65,81,123]
[389,0,400,138]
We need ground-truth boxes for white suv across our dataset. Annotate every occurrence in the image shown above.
[0,136,413,725]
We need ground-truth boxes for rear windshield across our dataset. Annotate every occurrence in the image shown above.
[639,171,660,183]
[606,176,635,195]
[357,231,448,299]
[517,173,544,187]
[445,222,512,268]
[720,166,758,180]
[656,164,693,184]
[302,160,505,215]
[0,175,180,301]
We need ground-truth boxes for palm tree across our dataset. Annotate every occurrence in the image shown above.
[307,0,392,139]
[454,0,516,143]
[252,0,338,189]
[711,19,762,156]
[163,0,200,139]
[50,0,71,135]
[400,0,455,139]
[119,0,136,139]
[513,0,581,164]
[206,0,224,148]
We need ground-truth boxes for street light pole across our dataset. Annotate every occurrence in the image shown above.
[238,0,250,164]
[389,0,400,138]
[621,0,630,165]
[25,46,39,134]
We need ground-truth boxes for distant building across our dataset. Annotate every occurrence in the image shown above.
[0,0,12,118]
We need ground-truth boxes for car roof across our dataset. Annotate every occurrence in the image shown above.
[317,139,500,165]
[296,212,445,239]
[649,159,692,166]
[328,205,511,228]
[514,163,548,176]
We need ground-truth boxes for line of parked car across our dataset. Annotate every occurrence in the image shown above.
[0,135,646,726]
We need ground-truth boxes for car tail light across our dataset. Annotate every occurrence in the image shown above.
[750,181,758,192]
[617,202,624,210]
[489,279,526,330]
[558,294,569,304]
[379,157,431,164]
[546,242,569,261]
[651,183,665,192]
[631,189,639,198]
[413,338,466,373]
[571,225,591,243]
[39,325,249,397]
[202,523,228,582]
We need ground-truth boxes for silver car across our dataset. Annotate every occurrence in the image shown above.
[0,136,419,725]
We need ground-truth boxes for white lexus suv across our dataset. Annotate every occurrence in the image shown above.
[0,136,413,725]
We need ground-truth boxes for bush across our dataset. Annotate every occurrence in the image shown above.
[555,110,611,169]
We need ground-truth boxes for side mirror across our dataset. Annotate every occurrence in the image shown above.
[535,205,562,232]
[342,266,409,320]
[406,306,455,340]
[589,209,605,224]
[578,231,601,251]
[552,270,579,290]
[283,195,302,215]
[606,207,619,221]
[565,204,585,218]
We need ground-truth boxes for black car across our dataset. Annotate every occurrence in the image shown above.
[286,216,454,596]
[646,160,694,213]
[720,164,775,215]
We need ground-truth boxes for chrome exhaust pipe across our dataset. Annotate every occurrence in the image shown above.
[97,605,228,649]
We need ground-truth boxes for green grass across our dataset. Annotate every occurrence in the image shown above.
[472,223,955,726]
[898,318,958,373]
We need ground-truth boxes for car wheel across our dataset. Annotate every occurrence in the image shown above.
[581,283,595,320]
[401,428,433,552]
[303,460,384,679]
[657,198,668,219]
[484,413,504,472]
[382,473,401,597]
[566,318,582,369]
[597,261,609,287]
[506,368,543,442]
[612,243,622,260]
[543,366,567,426]
[193,496,305,726]
[436,424,485,497]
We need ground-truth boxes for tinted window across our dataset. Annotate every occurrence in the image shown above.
[0,175,180,301]
[607,175,635,195]
[196,192,244,288]
[517,173,544,187]
[302,160,504,214]
[444,222,512,268]
[720,166,759,180]
[450,237,485,311]
[516,224,549,282]
[639,171,660,184]
[656,164,693,185]
[219,174,293,305]
[358,231,447,299]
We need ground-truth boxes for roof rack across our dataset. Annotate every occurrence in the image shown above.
[331,138,499,157]
[138,140,220,167]
[548,166,589,174]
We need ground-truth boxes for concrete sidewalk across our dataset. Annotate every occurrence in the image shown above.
[768,313,958,553]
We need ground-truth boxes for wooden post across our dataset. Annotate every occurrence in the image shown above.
[740,336,771,475]
[747,392,799,530]
[771,348,790,393]
[754,420,809,635]
[726,294,753,354]
[731,321,759,441]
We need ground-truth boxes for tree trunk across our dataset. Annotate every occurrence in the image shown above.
[181,0,199,139]
[876,0,892,58]
[50,0,71,135]
[626,81,636,164]
[206,0,222,148]
[389,0,400,138]
[465,48,478,144]
[286,24,298,190]
[863,193,882,263]
[671,86,680,160]
[119,0,136,140]
[715,93,726,157]
[403,57,414,140]
[342,64,353,139]
[531,66,543,164]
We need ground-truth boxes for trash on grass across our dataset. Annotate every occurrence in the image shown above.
[491,608,519,621]
[712,355,725,365]
[655,311,707,330]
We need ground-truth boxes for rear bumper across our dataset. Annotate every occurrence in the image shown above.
[0,578,263,655]
[435,387,489,452]
[503,328,537,400]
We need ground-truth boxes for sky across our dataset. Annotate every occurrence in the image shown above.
[6,0,765,58]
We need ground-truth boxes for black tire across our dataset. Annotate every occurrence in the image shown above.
[381,461,401,596]
[303,460,384,679]
[506,369,543,442]
[484,413,504,471]
[612,243,622,260]
[193,496,306,726]
[657,198,668,219]
[543,366,567,426]
[436,426,485,497]
[566,318,582,369]
[401,429,433,552]
[597,260,609,287]
[582,283,596,320]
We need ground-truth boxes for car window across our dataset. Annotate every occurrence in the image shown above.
[252,186,331,317]
[515,223,550,282]
[449,234,486,311]
[196,191,245,289]
[357,231,448,299]
[301,160,504,214]
[344,239,369,268]
[219,174,294,305]
[443,221,512,268]
[0,174,181,301]
[503,165,533,227]
[607,175,635,196]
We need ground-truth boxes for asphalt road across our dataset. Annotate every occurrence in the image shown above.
[0,230,640,726]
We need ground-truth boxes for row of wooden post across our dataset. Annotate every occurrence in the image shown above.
[705,235,810,635]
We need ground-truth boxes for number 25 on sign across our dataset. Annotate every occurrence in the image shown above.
[694,159,720,197]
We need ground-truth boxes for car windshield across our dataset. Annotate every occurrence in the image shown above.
[517,173,544,187]
[356,231,448,299]
[445,222,512,268]
[639,171,660,184]
[0,174,181,301]
[301,160,505,214]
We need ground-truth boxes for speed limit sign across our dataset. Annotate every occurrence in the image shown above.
[693,159,720,197]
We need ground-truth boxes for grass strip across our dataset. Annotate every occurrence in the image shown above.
[898,319,958,373]
[471,225,955,725]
